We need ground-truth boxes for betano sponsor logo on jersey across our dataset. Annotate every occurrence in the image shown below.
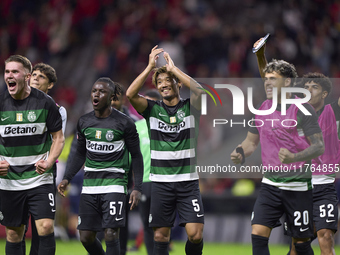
[0,123,46,137]
[5,126,37,135]
[158,121,186,132]
[86,140,115,152]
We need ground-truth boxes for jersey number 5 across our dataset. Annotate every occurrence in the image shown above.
[192,199,200,212]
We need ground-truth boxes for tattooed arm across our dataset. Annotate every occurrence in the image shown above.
[279,103,324,164]
[278,132,324,164]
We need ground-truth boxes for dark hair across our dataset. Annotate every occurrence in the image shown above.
[145,89,161,100]
[5,55,32,73]
[33,63,57,84]
[152,66,179,87]
[300,72,332,97]
[96,77,122,101]
[264,59,298,86]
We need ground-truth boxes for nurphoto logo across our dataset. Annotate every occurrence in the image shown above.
[200,84,311,116]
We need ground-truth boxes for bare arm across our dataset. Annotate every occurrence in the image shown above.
[57,179,69,197]
[231,132,260,164]
[35,129,65,174]
[278,132,325,164]
[0,160,9,176]
[126,45,164,113]
[253,38,268,79]
[163,52,204,110]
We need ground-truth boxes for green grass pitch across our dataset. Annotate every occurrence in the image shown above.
[1,239,340,254]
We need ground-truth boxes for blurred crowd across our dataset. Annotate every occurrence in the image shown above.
[1,0,340,197]
[1,0,340,78]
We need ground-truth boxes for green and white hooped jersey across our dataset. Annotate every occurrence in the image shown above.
[77,110,136,194]
[0,88,62,191]
[142,98,200,182]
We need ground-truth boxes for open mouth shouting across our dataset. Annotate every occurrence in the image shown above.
[7,80,17,91]
[93,98,99,107]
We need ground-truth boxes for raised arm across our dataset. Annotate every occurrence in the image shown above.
[253,38,268,79]
[126,46,164,113]
[163,52,204,110]
[59,106,67,135]
[231,131,260,164]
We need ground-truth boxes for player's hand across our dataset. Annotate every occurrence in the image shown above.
[0,160,9,176]
[253,38,266,55]
[164,52,175,72]
[278,148,294,163]
[231,145,243,164]
[35,159,52,175]
[57,179,69,197]
[129,190,142,210]
[148,45,164,69]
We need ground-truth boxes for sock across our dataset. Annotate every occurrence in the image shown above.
[22,220,28,255]
[185,239,203,255]
[287,241,291,255]
[30,218,39,255]
[21,238,26,255]
[294,241,314,255]
[251,234,269,255]
[106,239,120,254]
[144,227,154,255]
[153,241,169,255]
[6,241,22,255]
[38,233,55,255]
[119,226,128,255]
[83,238,105,255]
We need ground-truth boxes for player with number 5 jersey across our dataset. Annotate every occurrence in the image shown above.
[126,46,205,255]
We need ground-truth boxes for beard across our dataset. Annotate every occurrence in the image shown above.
[162,92,178,101]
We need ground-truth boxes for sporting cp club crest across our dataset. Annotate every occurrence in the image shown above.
[27,111,37,122]
[177,110,185,120]
[106,130,114,141]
